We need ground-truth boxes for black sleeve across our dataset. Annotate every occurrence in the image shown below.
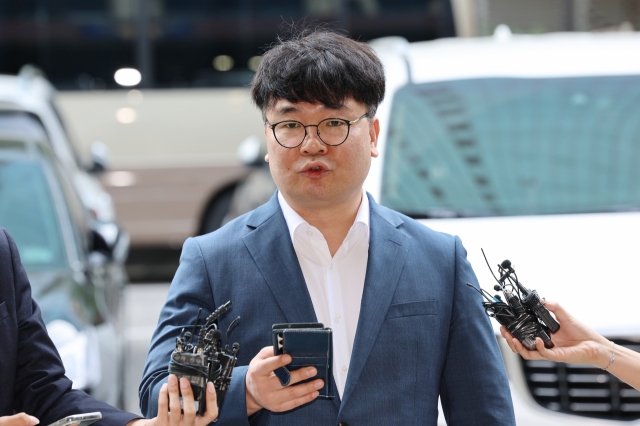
[3,228,140,426]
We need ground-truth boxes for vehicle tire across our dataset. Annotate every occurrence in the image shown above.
[200,185,236,235]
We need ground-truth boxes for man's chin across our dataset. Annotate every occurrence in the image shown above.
[283,186,362,211]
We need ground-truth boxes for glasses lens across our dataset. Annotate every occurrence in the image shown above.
[318,119,349,146]
[274,121,305,147]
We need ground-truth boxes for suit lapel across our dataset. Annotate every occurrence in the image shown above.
[339,196,408,411]
[242,193,318,324]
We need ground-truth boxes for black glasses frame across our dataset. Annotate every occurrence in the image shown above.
[266,114,369,148]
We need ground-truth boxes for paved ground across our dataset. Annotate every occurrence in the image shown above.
[122,283,171,414]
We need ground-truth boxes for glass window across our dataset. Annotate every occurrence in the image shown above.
[0,0,454,89]
[381,76,640,217]
[0,156,68,270]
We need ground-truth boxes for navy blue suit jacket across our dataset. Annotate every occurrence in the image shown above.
[140,193,515,425]
[0,228,138,426]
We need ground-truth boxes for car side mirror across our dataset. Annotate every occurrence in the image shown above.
[89,221,129,265]
[88,141,110,174]
[237,135,265,168]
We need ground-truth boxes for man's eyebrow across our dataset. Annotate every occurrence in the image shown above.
[273,103,351,117]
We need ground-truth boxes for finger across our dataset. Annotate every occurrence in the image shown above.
[197,382,219,426]
[542,300,565,322]
[156,383,169,426]
[500,328,517,352]
[0,414,39,426]
[543,300,558,312]
[287,366,318,386]
[253,353,293,377]
[179,378,196,426]
[273,390,320,413]
[167,375,182,426]
[512,338,544,361]
[254,346,276,360]
[278,378,324,403]
[504,335,518,353]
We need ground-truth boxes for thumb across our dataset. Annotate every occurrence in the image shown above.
[535,337,558,361]
[542,300,567,322]
[0,414,39,426]
[255,345,276,360]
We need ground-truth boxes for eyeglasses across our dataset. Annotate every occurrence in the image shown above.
[266,114,369,148]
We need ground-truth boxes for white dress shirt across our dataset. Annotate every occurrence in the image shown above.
[277,190,370,398]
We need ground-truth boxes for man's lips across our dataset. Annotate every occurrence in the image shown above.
[300,162,330,178]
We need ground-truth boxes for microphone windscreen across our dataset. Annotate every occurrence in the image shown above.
[501,259,512,269]
[212,329,223,341]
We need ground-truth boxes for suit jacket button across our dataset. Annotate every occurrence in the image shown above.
[338,423,349,426]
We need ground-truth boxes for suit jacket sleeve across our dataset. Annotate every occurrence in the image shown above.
[138,237,252,426]
[438,236,516,425]
[1,228,139,426]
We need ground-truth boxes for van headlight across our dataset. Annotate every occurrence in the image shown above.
[46,319,101,391]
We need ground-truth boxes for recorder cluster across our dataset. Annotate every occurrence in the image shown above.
[468,252,560,350]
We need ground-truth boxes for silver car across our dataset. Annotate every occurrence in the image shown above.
[0,111,128,406]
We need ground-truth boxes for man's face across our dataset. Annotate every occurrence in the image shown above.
[264,98,380,210]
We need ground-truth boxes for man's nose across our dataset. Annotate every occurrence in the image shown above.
[300,127,327,155]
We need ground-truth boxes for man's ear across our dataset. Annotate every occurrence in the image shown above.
[370,117,380,158]
[263,123,270,162]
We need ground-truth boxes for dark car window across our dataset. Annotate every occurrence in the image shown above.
[0,156,68,270]
[381,75,640,218]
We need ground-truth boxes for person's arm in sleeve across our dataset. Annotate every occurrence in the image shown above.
[138,237,253,426]
[438,236,516,426]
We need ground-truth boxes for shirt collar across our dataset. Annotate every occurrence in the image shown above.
[278,189,370,244]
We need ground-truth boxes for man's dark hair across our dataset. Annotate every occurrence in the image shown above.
[251,29,385,120]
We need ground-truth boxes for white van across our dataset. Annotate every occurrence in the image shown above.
[367,31,640,425]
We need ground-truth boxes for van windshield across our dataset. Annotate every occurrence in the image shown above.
[381,76,640,218]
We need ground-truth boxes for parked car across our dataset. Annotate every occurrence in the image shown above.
[0,113,128,406]
[367,30,640,425]
[0,65,116,222]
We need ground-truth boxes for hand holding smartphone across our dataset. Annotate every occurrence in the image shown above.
[272,322,334,399]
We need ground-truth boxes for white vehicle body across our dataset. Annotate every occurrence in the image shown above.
[368,32,640,425]
[0,69,115,222]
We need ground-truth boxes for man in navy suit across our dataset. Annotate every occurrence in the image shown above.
[0,227,218,426]
[140,30,515,425]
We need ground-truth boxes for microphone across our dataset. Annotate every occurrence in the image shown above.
[501,259,560,333]
[211,329,223,344]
